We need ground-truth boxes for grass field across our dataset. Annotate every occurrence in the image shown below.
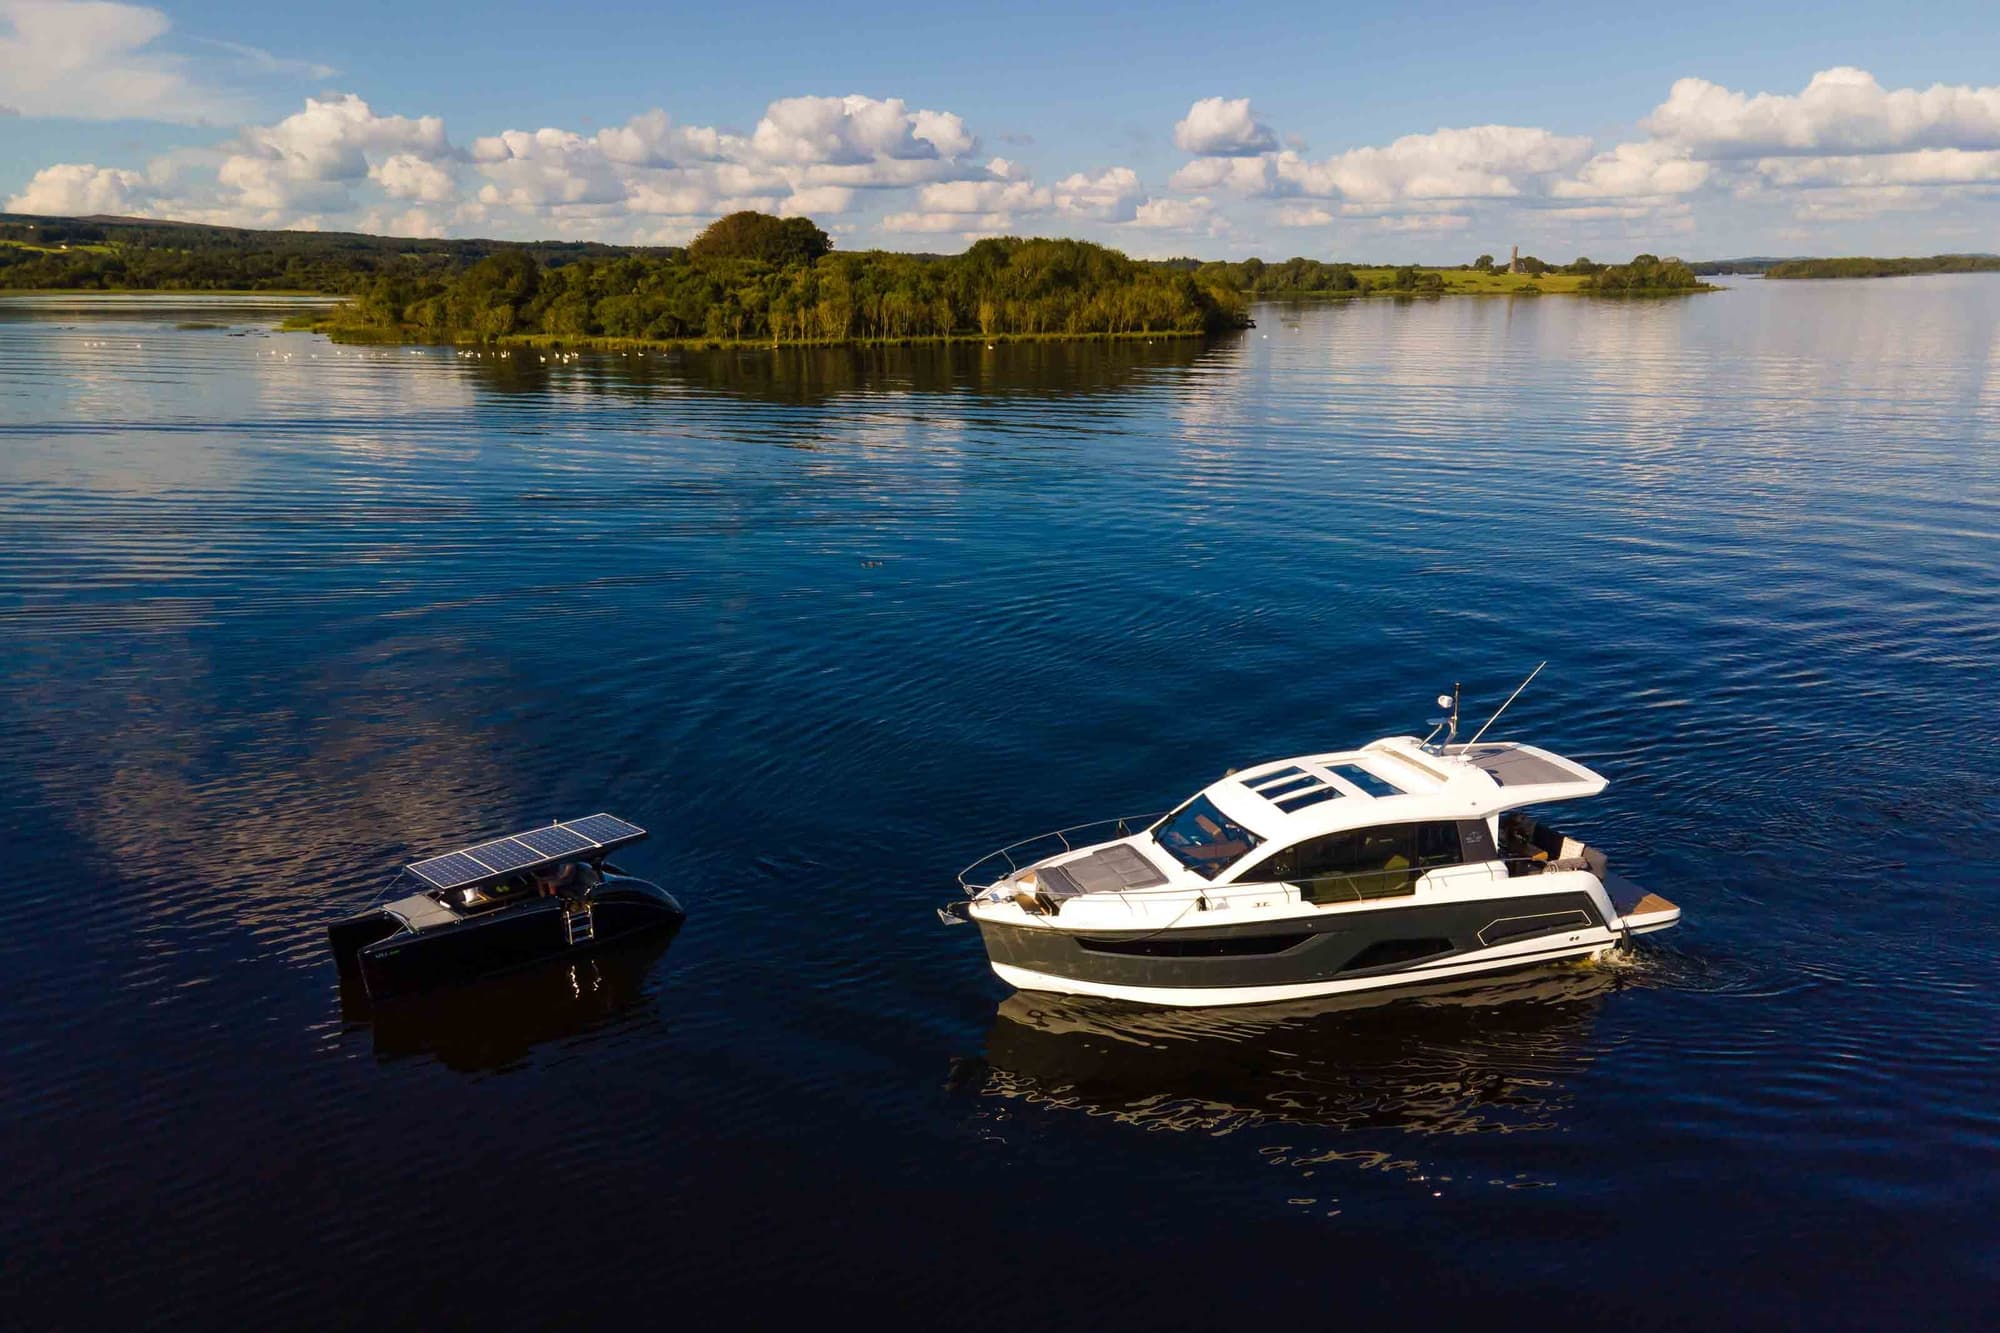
[0,237,116,256]
[1348,268,1593,295]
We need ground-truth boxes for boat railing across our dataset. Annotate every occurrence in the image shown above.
[956,812,1168,892]
[1226,855,1600,899]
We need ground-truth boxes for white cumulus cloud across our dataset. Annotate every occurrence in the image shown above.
[1173,96,1277,156]
[371,153,457,203]
[473,128,625,209]
[880,210,1010,234]
[780,184,853,217]
[5,160,151,213]
[242,94,449,182]
[1276,126,1592,202]
[1169,155,1277,195]
[1553,140,1710,199]
[1129,195,1214,229]
[1054,166,1145,222]
[594,109,734,168]
[916,176,1052,214]
[1752,149,2000,189]
[0,0,230,122]
[1645,67,2000,159]
[751,94,974,166]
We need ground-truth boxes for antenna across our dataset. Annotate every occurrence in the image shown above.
[1466,661,1546,747]
[1421,681,1461,753]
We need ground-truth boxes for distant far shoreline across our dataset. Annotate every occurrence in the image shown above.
[1764,255,2000,280]
[1695,254,2000,280]
[5,212,1711,355]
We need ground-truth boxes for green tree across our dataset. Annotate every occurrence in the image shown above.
[1581,254,1705,294]
[686,212,832,265]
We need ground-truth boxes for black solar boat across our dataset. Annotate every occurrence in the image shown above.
[328,813,682,1001]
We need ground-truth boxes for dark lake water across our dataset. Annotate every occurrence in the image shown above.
[2,281,1996,1329]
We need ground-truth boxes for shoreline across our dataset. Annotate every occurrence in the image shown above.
[1246,285,1717,300]
[285,316,1224,353]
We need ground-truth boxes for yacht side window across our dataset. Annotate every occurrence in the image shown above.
[1241,821,1464,903]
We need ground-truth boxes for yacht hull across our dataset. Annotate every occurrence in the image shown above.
[975,889,1619,1008]
[989,938,1616,1006]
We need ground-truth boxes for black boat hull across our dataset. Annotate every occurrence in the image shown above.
[331,878,684,1001]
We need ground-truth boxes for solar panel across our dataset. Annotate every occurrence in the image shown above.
[516,825,593,857]
[467,838,539,873]
[564,813,644,845]
[408,851,490,891]
[405,814,648,891]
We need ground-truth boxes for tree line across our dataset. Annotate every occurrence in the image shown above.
[1764,254,2000,280]
[0,214,648,292]
[1184,251,1698,294]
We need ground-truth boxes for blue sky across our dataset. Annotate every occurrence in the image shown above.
[5,0,1999,259]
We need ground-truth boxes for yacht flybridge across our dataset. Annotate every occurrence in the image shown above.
[943,684,1679,1008]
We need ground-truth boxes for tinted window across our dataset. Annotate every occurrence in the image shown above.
[1238,821,1465,902]
[1152,796,1263,881]
[1411,821,1462,869]
[1329,763,1405,798]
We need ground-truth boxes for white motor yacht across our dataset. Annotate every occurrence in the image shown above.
[942,682,1679,1008]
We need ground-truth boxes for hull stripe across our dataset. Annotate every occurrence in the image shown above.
[991,937,1614,1008]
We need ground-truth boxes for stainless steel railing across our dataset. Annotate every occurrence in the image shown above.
[955,811,1168,892]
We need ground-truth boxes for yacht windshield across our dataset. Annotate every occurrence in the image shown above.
[1153,796,1263,880]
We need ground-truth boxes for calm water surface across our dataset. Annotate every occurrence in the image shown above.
[2,282,1996,1328]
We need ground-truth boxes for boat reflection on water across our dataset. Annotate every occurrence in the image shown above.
[963,960,1637,1142]
[340,922,682,1072]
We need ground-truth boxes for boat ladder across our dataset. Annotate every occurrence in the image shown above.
[564,903,595,946]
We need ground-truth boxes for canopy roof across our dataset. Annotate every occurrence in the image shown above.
[406,813,647,892]
[1200,737,1609,850]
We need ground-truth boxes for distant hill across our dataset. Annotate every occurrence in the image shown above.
[0,212,671,293]
[1689,258,1802,275]
[1693,254,2000,278]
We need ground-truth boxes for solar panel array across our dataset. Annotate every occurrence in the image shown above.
[515,825,593,857]
[407,813,648,891]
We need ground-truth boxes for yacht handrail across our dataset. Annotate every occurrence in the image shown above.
[956,811,1168,892]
